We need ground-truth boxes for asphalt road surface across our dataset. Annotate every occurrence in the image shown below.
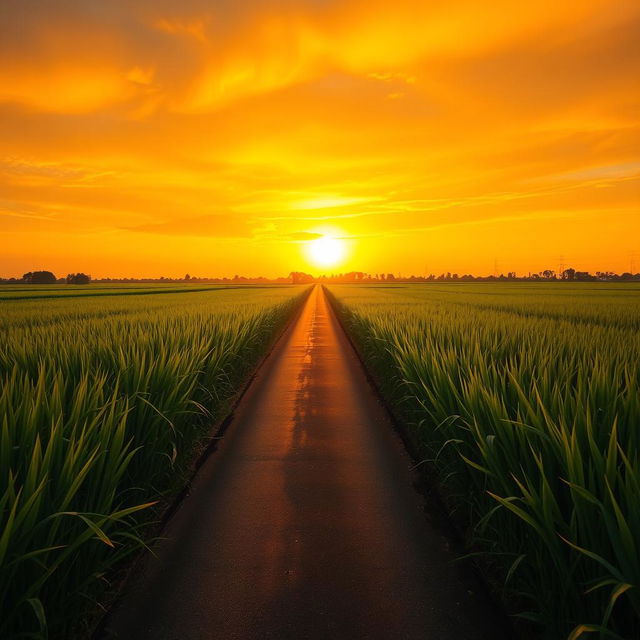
[103,285,511,640]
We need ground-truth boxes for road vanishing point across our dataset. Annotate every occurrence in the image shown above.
[103,285,511,640]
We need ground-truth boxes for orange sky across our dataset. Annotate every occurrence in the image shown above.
[1,0,639,277]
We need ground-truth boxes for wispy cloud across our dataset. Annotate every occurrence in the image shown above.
[126,214,254,237]
[0,0,638,276]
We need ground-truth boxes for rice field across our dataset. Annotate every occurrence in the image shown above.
[0,284,232,301]
[327,283,640,640]
[0,284,308,638]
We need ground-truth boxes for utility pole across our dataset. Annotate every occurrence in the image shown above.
[558,254,565,279]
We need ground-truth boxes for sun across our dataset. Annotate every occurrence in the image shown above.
[306,235,347,269]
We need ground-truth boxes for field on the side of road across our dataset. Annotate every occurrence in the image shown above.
[327,283,640,640]
[0,283,286,301]
[0,284,308,637]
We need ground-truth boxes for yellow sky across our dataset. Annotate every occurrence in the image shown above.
[1,0,639,277]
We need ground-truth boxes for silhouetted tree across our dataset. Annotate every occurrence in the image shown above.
[22,271,56,284]
[66,273,91,284]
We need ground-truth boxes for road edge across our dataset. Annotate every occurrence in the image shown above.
[322,284,516,638]
[92,284,314,639]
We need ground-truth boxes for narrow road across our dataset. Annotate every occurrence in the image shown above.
[104,285,510,640]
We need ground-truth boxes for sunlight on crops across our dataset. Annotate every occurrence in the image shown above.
[328,283,640,639]
[0,284,308,637]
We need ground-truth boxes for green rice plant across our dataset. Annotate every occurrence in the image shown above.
[0,285,308,638]
[327,283,640,639]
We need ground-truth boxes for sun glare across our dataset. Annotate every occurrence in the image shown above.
[306,236,347,269]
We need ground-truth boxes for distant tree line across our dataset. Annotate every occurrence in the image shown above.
[2,271,92,284]
[315,268,640,283]
[2,268,639,285]
[255,269,640,284]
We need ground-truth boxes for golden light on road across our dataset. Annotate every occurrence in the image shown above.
[306,236,347,270]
